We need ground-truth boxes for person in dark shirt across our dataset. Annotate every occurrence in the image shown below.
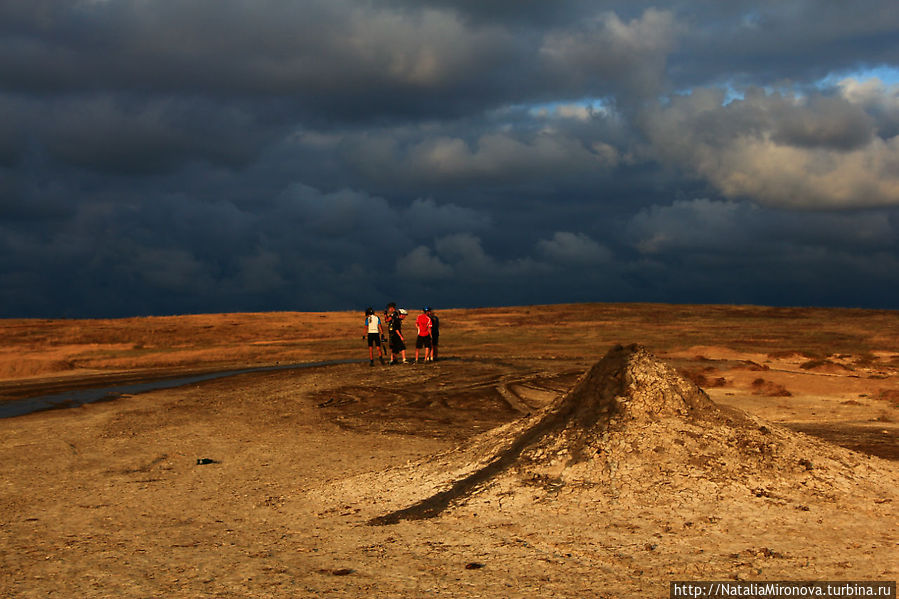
[384,303,396,337]
[389,308,408,364]
[428,308,440,361]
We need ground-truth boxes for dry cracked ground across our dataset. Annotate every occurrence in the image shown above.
[0,304,896,597]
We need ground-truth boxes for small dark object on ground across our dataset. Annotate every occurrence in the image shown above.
[319,568,355,576]
[465,562,486,570]
[196,458,219,465]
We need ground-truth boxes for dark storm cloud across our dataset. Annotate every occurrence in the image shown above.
[3,1,898,105]
[627,199,896,255]
[340,125,619,189]
[36,95,277,173]
[0,0,535,121]
[2,0,899,316]
[0,1,686,124]
[675,3,899,87]
[624,198,899,306]
[0,177,499,315]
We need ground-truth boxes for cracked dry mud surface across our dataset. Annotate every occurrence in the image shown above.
[1,306,897,598]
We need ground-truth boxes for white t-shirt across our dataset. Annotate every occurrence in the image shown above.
[366,315,381,334]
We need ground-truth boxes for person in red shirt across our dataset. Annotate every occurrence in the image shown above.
[414,307,433,363]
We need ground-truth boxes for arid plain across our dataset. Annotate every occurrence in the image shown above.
[1,304,897,598]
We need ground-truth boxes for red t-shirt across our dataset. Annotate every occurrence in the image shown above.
[415,313,432,337]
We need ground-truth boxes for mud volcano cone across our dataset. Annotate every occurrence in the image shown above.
[371,344,721,524]
[365,344,892,525]
[513,342,736,446]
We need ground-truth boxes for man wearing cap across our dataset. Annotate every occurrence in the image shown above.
[384,302,397,339]
[414,307,433,363]
[388,307,409,364]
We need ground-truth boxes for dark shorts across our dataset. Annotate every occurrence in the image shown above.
[390,334,405,352]
[432,334,439,346]
[367,333,381,347]
[416,335,432,349]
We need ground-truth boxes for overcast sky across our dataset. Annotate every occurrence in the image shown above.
[2,0,899,317]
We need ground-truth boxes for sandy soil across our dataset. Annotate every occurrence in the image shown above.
[0,304,896,598]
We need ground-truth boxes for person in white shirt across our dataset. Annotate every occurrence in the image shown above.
[364,307,386,366]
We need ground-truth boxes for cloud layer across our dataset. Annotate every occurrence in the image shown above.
[2,1,899,316]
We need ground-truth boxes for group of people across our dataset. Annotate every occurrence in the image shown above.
[364,303,440,366]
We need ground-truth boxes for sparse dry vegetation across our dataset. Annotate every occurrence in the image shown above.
[799,359,855,373]
[878,389,899,408]
[751,377,793,397]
